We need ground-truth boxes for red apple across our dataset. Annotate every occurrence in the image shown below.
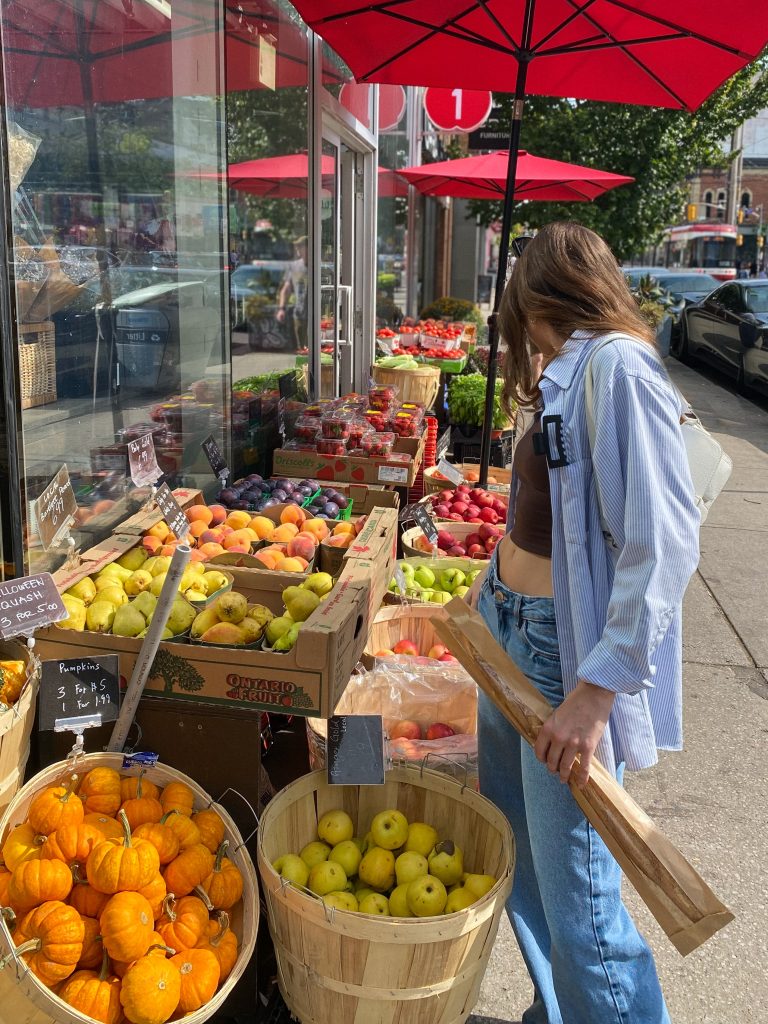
[456,485,471,495]
[477,522,497,542]
[469,488,486,503]
[425,722,456,740]
[467,543,486,558]
[436,530,456,550]
[438,653,459,664]
[485,535,501,552]
[476,493,494,508]
[438,489,455,503]
[492,500,507,516]
[393,639,420,656]
[448,513,464,522]
[465,505,481,520]
[390,720,423,740]
[479,508,500,524]
[466,533,482,547]
[427,643,447,659]
[467,518,484,525]
[447,544,466,556]
[450,501,468,516]
[433,503,451,518]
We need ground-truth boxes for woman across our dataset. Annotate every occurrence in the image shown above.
[470,223,699,1024]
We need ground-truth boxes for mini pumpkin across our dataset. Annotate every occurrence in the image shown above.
[69,877,110,919]
[0,659,27,706]
[133,821,180,866]
[77,915,103,970]
[120,772,164,831]
[28,776,84,836]
[84,814,124,841]
[59,949,123,1024]
[120,771,160,803]
[87,810,160,894]
[100,890,154,963]
[120,950,182,1024]
[13,899,84,986]
[163,844,213,898]
[79,767,123,817]
[192,809,225,854]
[9,857,74,911]
[171,947,220,1013]
[2,821,43,870]
[198,841,243,911]
[197,911,238,982]
[40,823,104,868]
[138,872,167,921]
[111,932,169,979]
[161,811,200,852]
[157,894,208,952]
[159,781,195,818]
[0,866,12,906]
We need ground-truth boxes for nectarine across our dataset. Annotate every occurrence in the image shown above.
[208,504,227,525]
[249,516,275,540]
[188,521,209,540]
[332,522,355,536]
[287,534,316,561]
[225,510,252,531]
[141,535,162,554]
[280,505,308,527]
[198,542,225,558]
[200,528,225,546]
[272,523,299,543]
[302,518,329,541]
[281,557,306,572]
[146,520,170,542]
[186,505,213,527]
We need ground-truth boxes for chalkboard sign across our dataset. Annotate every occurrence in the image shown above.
[128,432,162,488]
[0,573,67,640]
[201,435,229,482]
[39,656,120,732]
[278,371,297,399]
[398,502,438,545]
[327,715,385,786]
[154,483,190,540]
[436,427,451,461]
[34,465,78,550]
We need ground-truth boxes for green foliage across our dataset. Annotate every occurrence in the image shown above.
[469,54,768,259]
[448,373,509,428]
[377,272,397,294]
[420,296,477,321]
[628,274,678,329]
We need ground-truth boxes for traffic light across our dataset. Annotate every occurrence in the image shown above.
[686,203,697,222]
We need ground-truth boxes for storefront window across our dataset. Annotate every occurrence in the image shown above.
[377,117,409,329]
[1,0,231,576]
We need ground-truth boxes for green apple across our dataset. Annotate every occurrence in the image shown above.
[317,809,355,846]
[388,883,415,918]
[430,592,452,604]
[400,562,415,578]
[405,822,439,859]
[416,588,434,601]
[406,875,448,917]
[439,568,466,593]
[307,860,348,896]
[395,851,428,886]
[300,841,332,868]
[428,840,464,886]
[329,840,362,878]
[454,586,470,598]
[272,854,309,888]
[445,887,477,913]
[370,809,409,850]
[465,569,482,586]
[358,892,390,916]
[413,566,435,589]
[322,891,358,912]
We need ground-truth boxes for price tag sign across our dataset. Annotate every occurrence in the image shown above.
[412,505,438,546]
[39,656,120,732]
[127,432,162,488]
[154,483,190,540]
[327,715,385,786]
[0,573,67,639]
[201,435,229,483]
[378,465,409,484]
[436,458,464,487]
[278,397,286,436]
[34,465,78,550]
[435,427,451,461]
[278,371,298,400]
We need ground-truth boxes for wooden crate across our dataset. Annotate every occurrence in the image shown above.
[19,322,56,410]
[0,640,38,819]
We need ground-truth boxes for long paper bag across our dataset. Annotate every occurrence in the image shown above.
[432,598,733,956]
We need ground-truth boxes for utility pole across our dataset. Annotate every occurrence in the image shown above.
[726,122,744,226]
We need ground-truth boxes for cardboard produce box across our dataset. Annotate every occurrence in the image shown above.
[113,487,204,535]
[335,507,398,621]
[329,483,400,515]
[272,433,425,487]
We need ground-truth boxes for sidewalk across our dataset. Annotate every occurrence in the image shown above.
[472,362,768,1023]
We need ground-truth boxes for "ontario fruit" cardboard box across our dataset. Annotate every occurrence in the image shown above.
[271,434,425,487]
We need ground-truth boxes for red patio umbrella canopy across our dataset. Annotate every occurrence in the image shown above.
[400,150,633,201]
[226,154,407,198]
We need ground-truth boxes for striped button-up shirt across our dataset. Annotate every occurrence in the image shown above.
[509,331,700,772]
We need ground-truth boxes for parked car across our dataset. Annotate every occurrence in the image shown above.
[677,279,768,394]
[622,266,669,289]
[229,261,290,347]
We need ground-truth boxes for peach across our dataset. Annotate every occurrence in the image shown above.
[159,543,178,557]
[287,535,317,562]
[249,516,275,540]
[201,527,225,545]
[281,557,306,572]
[327,534,354,549]
[220,524,234,537]
[272,523,299,543]
[142,535,163,554]
[332,522,356,537]
[208,504,227,525]
[254,550,282,570]
[189,549,206,562]
[224,530,255,550]
[223,543,250,554]
[186,505,213,526]
[146,520,170,542]
[225,510,252,530]
[198,542,225,558]
[188,521,209,540]
[280,505,308,527]
[302,518,330,542]
[263,543,288,554]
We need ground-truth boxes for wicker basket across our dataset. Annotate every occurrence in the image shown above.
[0,641,39,820]
[423,463,512,495]
[371,364,441,409]
[257,766,514,1024]
[0,752,259,1024]
[401,521,493,559]
[19,322,56,410]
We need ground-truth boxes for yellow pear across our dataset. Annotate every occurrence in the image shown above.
[388,884,415,918]
[186,561,206,576]
[85,600,116,634]
[184,589,208,605]
[463,874,497,899]
[300,841,331,868]
[178,570,201,594]
[117,547,148,572]
[358,847,396,892]
[200,622,247,645]
[166,597,196,636]
[444,887,477,914]
[112,604,146,638]
[64,577,96,606]
[302,572,334,598]
[146,556,172,578]
[323,891,358,913]
[405,822,439,859]
[132,591,157,620]
[240,617,264,645]
[282,586,320,623]
[202,571,229,596]
[58,594,86,631]
[95,585,128,608]
[191,606,220,639]
[149,572,168,598]
[246,603,274,627]
[124,569,153,596]
[358,892,390,916]
[214,592,248,624]
[96,563,132,583]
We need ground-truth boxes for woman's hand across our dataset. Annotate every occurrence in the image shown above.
[533,679,615,788]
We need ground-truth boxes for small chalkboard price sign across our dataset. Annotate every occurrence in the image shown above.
[34,465,78,550]
[327,715,385,786]
[201,435,229,482]
[0,573,67,640]
[127,432,162,488]
[154,483,190,540]
[435,427,451,461]
[398,502,438,545]
[39,656,120,732]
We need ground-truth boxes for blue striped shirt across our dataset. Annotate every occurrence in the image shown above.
[509,331,700,772]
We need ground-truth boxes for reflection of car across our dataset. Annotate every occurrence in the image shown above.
[645,271,720,343]
[622,266,669,288]
[229,262,289,347]
[678,280,768,394]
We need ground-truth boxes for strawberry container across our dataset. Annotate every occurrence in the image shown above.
[317,437,348,456]
[360,431,395,458]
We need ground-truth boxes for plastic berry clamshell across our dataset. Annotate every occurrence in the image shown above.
[360,431,396,458]
[320,412,353,439]
[368,384,399,411]
[317,437,348,456]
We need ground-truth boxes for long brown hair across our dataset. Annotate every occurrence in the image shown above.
[498,222,654,411]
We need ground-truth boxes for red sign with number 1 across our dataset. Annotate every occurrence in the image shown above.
[424,88,493,132]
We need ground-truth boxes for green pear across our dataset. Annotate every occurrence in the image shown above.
[112,603,147,638]
[132,591,157,620]
[85,600,116,634]
[265,615,294,647]
[166,597,196,636]
[65,577,96,606]
[117,547,149,572]
[273,623,301,652]
[282,586,320,623]
[96,585,128,608]
[58,594,86,631]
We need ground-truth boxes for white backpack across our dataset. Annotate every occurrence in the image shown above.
[584,336,732,528]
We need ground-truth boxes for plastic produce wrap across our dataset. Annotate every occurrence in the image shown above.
[8,121,40,193]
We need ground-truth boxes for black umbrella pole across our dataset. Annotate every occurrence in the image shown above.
[479,58,529,485]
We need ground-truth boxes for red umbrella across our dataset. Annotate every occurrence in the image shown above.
[224,155,407,199]
[400,150,633,201]
[291,0,768,482]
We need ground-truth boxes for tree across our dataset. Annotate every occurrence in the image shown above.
[150,649,205,697]
[467,55,768,259]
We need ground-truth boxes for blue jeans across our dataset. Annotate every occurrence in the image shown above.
[477,554,670,1024]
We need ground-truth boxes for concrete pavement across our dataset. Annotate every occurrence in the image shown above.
[471,361,768,1024]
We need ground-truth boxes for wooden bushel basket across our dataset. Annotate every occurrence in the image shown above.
[0,640,39,820]
[0,752,259,1024]
[371,364,441,409]
[257,766,514,1024]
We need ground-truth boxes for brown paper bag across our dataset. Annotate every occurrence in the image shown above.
[432,599,734,956]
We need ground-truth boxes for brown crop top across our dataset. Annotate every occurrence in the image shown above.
[508,410,553,558]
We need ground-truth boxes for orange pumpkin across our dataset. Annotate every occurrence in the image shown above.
[59,949,122,1024]
[157,894,209,952]
[120,772,160,803]
[161,811,200,852]
[163,844,213,898]
[192,809,225,854]
[133,821,179,866]
[77,915,103,969]
[199,841,243,910]
[138,872,167,921]
[9,857,73,911]
[69,878,110,919]
[197,911,238,982]
[120,772,164,831]
[40,823,104,868]
[13,900,84,986]
[2,821,43,870]
[171,947,220,1013]
[159,781,194,818]
[111,931,169,979]
[84,814,124,841]
[0,866,12,906]
[100,891,154,963]
[120,951,181,1024]
[28,776,84,835]
[87,810,160,894]
[79,767,122,817]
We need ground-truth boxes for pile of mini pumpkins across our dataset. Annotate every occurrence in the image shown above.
[0,765,244,1024]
